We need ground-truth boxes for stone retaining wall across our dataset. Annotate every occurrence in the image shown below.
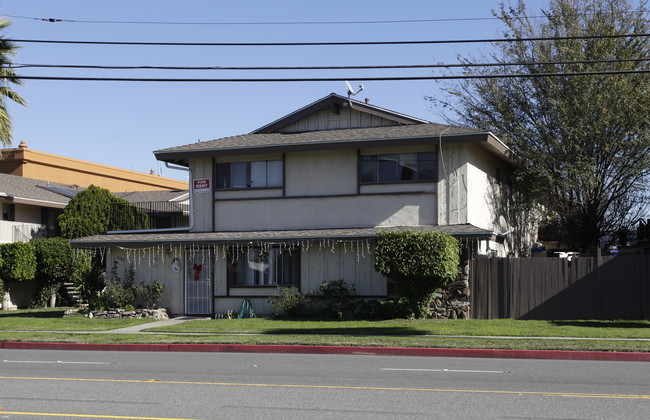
[64,308,169,320]
[430,251,471,319]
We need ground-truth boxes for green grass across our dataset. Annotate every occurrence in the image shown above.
[0,309,648,352]
[0,308,155,331]
[147,318,650,339]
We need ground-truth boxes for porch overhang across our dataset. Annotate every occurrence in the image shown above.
[70,224,498,249]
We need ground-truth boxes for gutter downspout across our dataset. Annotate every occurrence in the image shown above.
[107,161,194,234]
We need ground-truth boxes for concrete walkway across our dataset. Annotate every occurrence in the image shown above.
[106,316,209,333]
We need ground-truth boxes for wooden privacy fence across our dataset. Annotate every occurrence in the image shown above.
[470,255,650,320]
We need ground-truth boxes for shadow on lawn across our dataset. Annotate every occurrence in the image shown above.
[0,309,68,319]
[551,320,650,329]
[265,321,430,336]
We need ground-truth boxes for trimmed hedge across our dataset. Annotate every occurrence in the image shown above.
[375,230,460,318]
[0,242,37,286]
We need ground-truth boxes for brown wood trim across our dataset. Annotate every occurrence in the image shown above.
[213,190,435,202]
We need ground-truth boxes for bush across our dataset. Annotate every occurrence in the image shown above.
[0,242,36,285]
[269,287,311,318]
[30,283,60,309]
[375,231,460,318]
[104,280,135,309]
[33,237,73,285]
[358,298,413,320]
[134,280,164,309]
[316,279,357,319]
[72,251,106,309]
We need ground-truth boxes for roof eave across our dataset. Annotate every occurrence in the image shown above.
[155,132,513,165]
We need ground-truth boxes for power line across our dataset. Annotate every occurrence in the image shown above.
[3,10,645,26]
[0,14,562,26]
[3,69,648,83]
[10,33,650,47]
[10,58,649,71]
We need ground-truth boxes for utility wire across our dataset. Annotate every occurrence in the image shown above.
[10,58,649,71]
[3,69,648,83]
[3,10,645,26]
[0,14,569,26]
[10,33,650,47]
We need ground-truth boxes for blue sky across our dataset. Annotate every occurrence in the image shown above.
[1,0,551,181]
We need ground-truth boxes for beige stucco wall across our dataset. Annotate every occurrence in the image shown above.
[285,150,357,196]
[213,194,436,231]
[204,146,438,231]
[12,203,42,224]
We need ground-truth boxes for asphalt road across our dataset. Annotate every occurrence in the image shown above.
[0,349,648,419]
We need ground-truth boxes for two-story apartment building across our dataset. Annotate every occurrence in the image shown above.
[0,173,78,244]
[72,94,524,316]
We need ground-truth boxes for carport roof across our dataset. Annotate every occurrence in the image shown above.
[70,224,497,248]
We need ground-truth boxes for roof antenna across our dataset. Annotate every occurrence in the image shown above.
[345,81,364,105]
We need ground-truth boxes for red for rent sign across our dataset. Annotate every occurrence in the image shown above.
[193,178,211,193]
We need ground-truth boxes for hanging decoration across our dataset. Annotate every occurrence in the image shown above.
[193,263,203,281]
[71,237,377,272]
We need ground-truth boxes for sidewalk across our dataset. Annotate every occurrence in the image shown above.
[106,316,210,333]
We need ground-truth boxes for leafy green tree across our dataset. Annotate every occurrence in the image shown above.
[374,231,460,318]
[57,185,149,239]
[435,0,650,250]
[0,242,36,283]
[0,20,27,147]
[0,242,36,307]
[33,237,73,285]
[29,238,74,307]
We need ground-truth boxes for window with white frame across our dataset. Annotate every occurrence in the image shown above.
[228,248,300,286]
[360,152,437,183]
[215,160,283,189]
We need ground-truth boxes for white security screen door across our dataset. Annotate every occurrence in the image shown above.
[184,249,212,315]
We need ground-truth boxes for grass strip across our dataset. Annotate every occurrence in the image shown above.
[0,331,648,352]
[0,308,155,331]
[147,318,650,339]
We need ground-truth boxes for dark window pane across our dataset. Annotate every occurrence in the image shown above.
[215,163,231,189]
[231,162,248,188]
[378,154,400,182]
[398,154,417,181]
[360,155,377,183]
[418,152,437,181]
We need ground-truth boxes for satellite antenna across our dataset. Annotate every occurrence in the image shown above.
[345,81,364,104]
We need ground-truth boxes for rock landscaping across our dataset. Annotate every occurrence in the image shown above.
[64,308,169,320]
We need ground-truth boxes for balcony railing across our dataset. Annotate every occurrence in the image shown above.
[110,201,190,231]
[0,221,45,243]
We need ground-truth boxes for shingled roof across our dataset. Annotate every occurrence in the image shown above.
[155,123,509,165]
[70,224,497,248]
[0,173,80,208]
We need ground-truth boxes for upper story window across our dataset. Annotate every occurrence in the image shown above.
[215,160,283,189]
[360,152,437,183]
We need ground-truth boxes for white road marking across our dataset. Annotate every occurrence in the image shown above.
[381,368,509,374]
[3,360,109,365]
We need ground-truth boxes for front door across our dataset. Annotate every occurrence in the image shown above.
[185,249,212,315]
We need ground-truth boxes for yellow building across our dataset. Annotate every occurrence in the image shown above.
[0,140,187,192]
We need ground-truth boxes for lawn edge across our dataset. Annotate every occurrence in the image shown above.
[2,341,649,362]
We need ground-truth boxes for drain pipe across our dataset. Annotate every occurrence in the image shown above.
[107,161,194,234]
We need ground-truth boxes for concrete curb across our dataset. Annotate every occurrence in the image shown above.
[2,341,649,362]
